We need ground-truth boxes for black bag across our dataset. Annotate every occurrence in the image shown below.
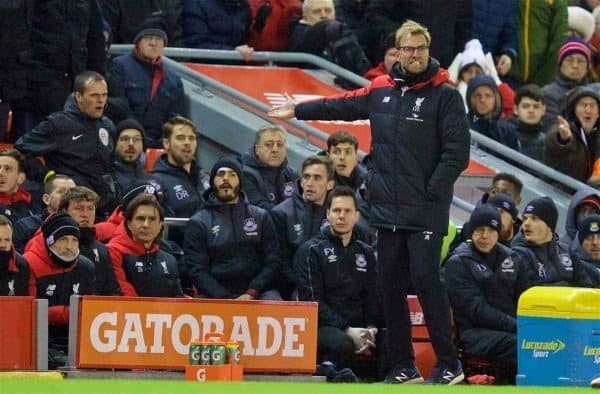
[325,25,371,89]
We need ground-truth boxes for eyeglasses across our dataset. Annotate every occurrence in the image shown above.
[398,45,429,54]
[118,136,143,143]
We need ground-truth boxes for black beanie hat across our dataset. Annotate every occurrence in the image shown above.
[578,214,600,243]
[121,180,163,208]
[210,155,243,189]
[116,118,145,142]
[42,213,80,247]
[468,204,501,234]
[523,197,558,232]
[485,192,519,222]
[133,17,168,45]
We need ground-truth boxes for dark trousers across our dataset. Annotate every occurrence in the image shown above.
[377,228,457,370]
[317,326,355,367]
[318,325,386,377]
[460,328,516,362]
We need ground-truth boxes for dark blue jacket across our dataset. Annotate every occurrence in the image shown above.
[241,150,298,210]
[79,230,121,296]
[113,157,156,202]
[13,213,44,254]
[271,183,329,285]
[570,235,600,287]
[510,233,592,289]
[183,0,251,49]
[183,191,279,298]
[496,116,545,162]
[295,59,470,233]
[151,154,204,218]
[444,242,524,335]
[107,52,185,148]
[293,226,378,329]
[471,0,518,60]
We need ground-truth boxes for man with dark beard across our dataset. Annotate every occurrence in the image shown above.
[0,214,30,296]
[182,156,281,300]
[58,187,120,296]
[24,213,95,369]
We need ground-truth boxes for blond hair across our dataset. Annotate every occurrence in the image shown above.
[395,20,431,47]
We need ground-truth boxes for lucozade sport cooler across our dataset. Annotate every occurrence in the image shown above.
[517,287,600,386]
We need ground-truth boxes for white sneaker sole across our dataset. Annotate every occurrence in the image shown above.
[445,372,465,385]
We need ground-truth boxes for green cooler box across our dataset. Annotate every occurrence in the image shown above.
[517,287,600,386]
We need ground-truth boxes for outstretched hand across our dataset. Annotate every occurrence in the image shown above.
[268,92,296,119]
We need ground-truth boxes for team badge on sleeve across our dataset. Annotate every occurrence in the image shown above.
[99,128,110,146]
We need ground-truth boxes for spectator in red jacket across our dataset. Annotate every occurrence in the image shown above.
[247,0,302,51]
[24,213,95,369]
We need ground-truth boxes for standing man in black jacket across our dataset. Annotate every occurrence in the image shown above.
[24,0,106,130]
[15,71,116,219]
[270,20,470,384]
[183,156,281,300]
[0,0,30,141]
[294,186,379,378]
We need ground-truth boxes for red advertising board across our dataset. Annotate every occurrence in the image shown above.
[0,296,37,369]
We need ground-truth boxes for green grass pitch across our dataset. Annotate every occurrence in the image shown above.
[1,379,597,394]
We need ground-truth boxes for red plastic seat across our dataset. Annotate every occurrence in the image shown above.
[145,148,166,172]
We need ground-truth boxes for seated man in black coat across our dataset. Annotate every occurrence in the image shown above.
[242,124,298,210]
[294,186,379,381]
[571,214,600,287]
[511,197,591,289]
[444,204,527,382]
[183,156,280,300]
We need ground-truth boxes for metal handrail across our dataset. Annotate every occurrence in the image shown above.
[452,196,475,213]
[109,45,592,195]
[108,45,371,88]
[470,130,596,193]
